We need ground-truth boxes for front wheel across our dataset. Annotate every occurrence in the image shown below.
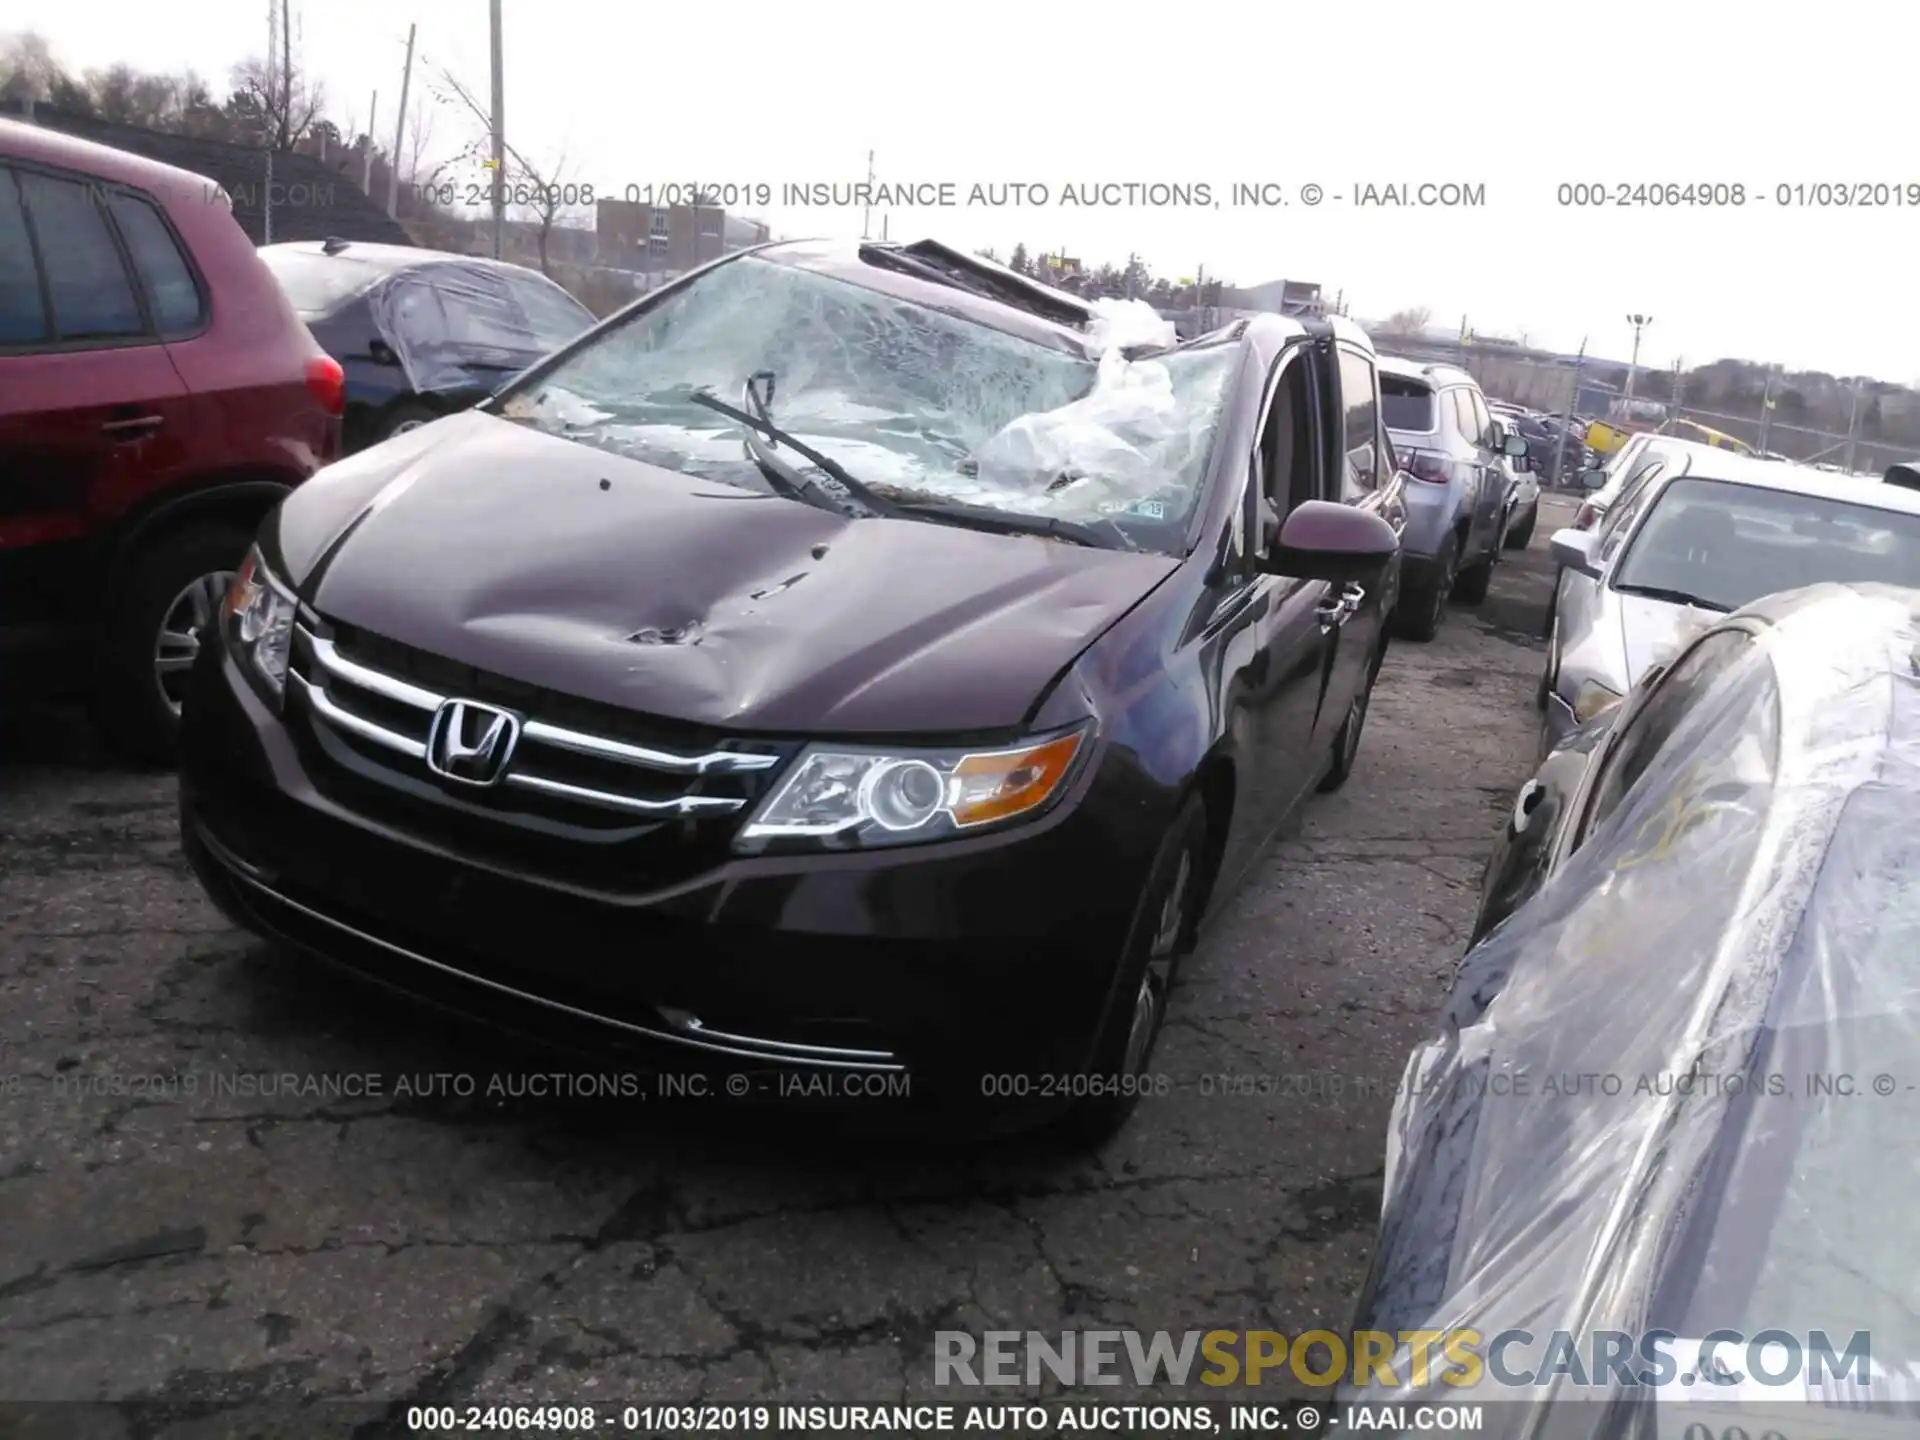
[1051,795,1209,1147]
[1319,635,1388,793]
[1504,508,1537,550]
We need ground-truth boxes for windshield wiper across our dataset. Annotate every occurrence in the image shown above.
[689,384,901,518]
[1613,582,1729,611]
[692,382,1136,551]
[893,497,1137,552]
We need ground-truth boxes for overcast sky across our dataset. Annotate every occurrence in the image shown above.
[20,0,1918,379]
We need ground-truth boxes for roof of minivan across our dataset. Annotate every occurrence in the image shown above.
[0,115,216,206]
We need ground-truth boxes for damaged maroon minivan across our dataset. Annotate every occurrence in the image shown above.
[178,238,1408,1141]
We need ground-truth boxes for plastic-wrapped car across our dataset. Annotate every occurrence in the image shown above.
[1348,582,1920,1436]
[259,240,595,453]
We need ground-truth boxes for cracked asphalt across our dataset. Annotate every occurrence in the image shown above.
[0,497,1572,1421]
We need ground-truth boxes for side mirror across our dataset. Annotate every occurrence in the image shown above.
[1550,527,1603,576]
[1502,432,1529,459]
[1261,500,1400,584]
[1580,467,1608,491]
[368,337,403,366]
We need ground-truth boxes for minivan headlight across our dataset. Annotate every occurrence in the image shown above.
[735,725,1090,852]
[222,546,297,705]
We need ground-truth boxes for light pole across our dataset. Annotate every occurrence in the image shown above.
[1622,313,1652,417]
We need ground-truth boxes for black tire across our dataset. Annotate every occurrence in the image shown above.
[1051,795,1210,1148]
[1536,621,1559,712]
[1391,535,1457,643]
[1318,633,1388,793]
[92,523,252,765]
[1504,509,1536,550]
[1452,544,1495,605]
[1539,569,1559,639]
[378,401,440,444]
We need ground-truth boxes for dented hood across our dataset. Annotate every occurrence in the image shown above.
[272,411,1177,733]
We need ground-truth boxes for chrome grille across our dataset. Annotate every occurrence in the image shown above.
[284,623,790,877]
[292,631,776,818]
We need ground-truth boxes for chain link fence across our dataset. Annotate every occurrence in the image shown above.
[1370,336,1917,482]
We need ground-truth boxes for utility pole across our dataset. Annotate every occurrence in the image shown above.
[1844,378,1863,474]
[1552,337,1587,489]
[1670,358,1684,422]
[281,0,292,147]
[489,0,505,259]
[262,0,277,243]
[861,150,875,241]
[1125,251,1137,300]
[1623,313,1652,416]
[364,90,377,193]
[388,24,415,218]
[1757,363,1779,453]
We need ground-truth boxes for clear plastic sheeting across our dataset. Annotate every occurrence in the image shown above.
[1345,583,1920,1438]
[495,253,1237,544]
[369,260,594,394]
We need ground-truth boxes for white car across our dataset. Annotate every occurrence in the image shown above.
[1539,449,1920,752]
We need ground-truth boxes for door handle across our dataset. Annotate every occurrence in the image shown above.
[1315,584,1364,631]
[101,415,164,439]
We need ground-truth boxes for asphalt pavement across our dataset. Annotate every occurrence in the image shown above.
[0,497,1573,1418]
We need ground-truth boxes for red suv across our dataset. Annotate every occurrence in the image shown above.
[0,118,343,760]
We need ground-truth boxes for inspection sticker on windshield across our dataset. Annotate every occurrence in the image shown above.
[1114,499,1166,519]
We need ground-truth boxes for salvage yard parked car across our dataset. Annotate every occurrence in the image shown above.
[1539,448,1920,751]
[0,118,342,760]
[177,238,1406,1143]
[1378,357,1529,639]
[1349,584,1920,1435]
[259,239,595,455]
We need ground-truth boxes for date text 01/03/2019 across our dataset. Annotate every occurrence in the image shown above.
[1557,180,1920,206]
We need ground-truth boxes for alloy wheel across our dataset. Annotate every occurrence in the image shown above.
[153,569,235,718]
[1125,848,1193,1074]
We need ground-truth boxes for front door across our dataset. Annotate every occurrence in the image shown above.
[1202,343,1338,889]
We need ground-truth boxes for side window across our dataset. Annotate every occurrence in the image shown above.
[15,170,145,341]
[0,167,50,346]
[435,267,534,352]
[1335,347,1381,499]
[1597,463,1665,562]
[506,272,593,353]
[1469,391,1494,448]
[105,191,203,338]
[388,277,452,349]
[1249,352,1318,564]
[1581,631,1753,838]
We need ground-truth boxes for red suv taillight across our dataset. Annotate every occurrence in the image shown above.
[1403,448,1452,484]
[305,355,345,417]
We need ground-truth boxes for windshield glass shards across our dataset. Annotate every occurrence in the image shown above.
[494,255,1238,552]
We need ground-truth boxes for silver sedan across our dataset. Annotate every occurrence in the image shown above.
[1539,452,1920,755]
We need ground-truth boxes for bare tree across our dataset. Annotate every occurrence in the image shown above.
[1382,306,1434,336]
[0,30,63,102]
[230,9,325,151]
[428,60,582,273]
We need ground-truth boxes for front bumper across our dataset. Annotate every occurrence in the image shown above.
[180,645,1162,1093]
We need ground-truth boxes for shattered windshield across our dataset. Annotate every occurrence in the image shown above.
[492,254,1239,553]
